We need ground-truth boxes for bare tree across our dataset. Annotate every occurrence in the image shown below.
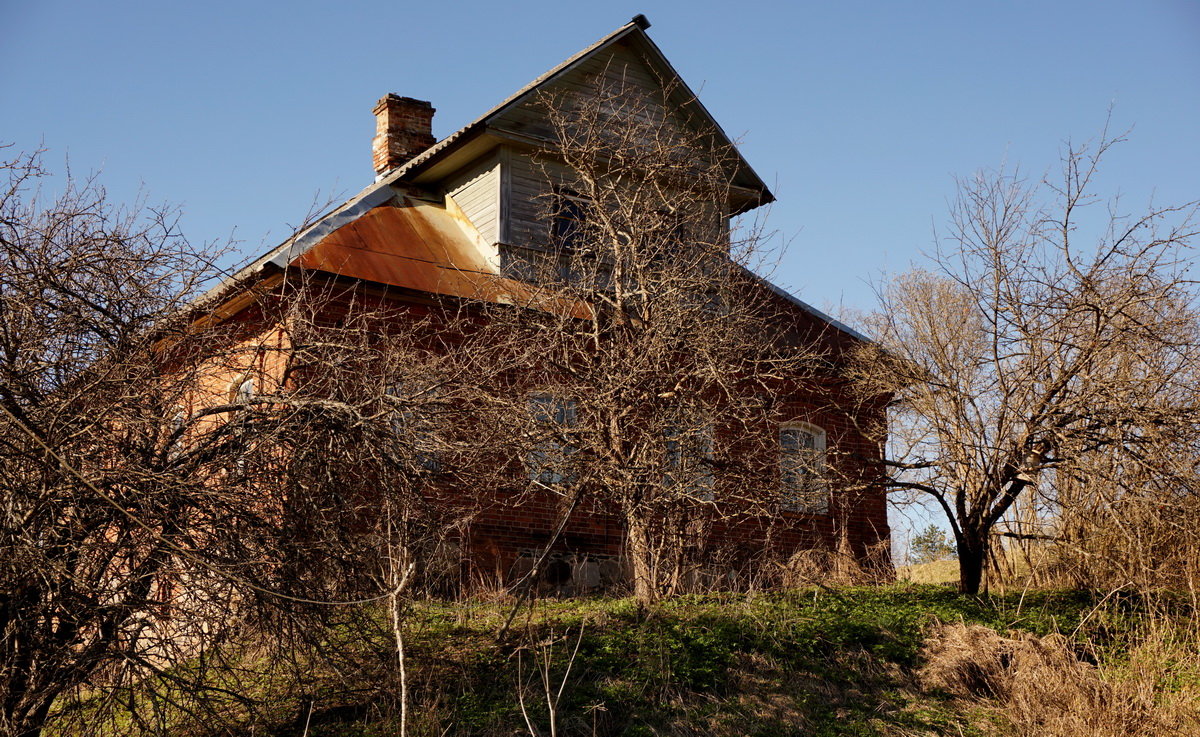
[853,132,1200,594]
[0,149,497,736]
[476,77,845,604]
[0,148,246,736]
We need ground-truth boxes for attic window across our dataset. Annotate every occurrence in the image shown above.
[551,188,590,253]
[650,209,687,247]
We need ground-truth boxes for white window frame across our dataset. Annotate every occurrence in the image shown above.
[388,382,442,474]
[663,419,715,501]
[229,376,255,404]
[169,407,187,434]
[780,422,829,514]
[527,393,578,487]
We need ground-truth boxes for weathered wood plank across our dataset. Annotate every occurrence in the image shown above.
[446,154,501,245]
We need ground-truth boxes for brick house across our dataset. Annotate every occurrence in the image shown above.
[192,15,890,591]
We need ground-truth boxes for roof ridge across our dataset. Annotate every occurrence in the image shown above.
[374,17,647,186]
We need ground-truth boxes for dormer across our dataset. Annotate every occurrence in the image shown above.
[367,16,772,282]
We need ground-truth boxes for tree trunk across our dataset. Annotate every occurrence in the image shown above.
[626,514,659,604]
[956,534,987,595]
[4,696,52,737]
[834,513,857,583]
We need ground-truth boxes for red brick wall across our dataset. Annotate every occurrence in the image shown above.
[200,277,891,588]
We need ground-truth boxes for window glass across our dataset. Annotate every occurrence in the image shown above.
[388,382,441,473]
[664,421,714,501]
[551,189,589,253]
[528,394,578,486]
[780,425,828,513]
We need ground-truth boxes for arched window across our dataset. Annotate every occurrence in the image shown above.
[780,423,828,513]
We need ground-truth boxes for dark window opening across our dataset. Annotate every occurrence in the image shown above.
[552,189,590,253]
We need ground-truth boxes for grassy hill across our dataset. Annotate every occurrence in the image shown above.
[51,584,1200,736]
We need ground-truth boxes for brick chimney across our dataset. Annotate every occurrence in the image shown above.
[372,94,436,176]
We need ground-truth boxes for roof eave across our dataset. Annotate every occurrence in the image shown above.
[741,265,873,344]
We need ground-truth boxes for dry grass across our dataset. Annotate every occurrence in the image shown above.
[920,621,1200,736]
[899,547,1048,589]
[896,559,959,585]
[781,539,894,588]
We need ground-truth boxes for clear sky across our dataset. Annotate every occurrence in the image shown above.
[4,0,1198,545]
[4,0,1197,310]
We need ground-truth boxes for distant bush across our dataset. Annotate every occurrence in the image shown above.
[911,524,957,564]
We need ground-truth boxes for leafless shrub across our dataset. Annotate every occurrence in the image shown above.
[0,147,249,737]
[0,146,513,735]
[1033,442,1200,601]
[515,622,586,737]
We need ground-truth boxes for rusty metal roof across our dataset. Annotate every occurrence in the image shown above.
[290,195,590,318]
[292,196,502,300]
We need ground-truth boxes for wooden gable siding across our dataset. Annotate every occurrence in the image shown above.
[490,39,676,142]
[506,152,570,250]
[445,153,502,246]
[505,151,728,255]
[489,41,721,253]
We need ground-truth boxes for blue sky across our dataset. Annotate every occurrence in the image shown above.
[3,1,1196,312]
[4,0,1198,545]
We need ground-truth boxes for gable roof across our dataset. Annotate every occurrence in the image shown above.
[202,17,772,301]
[377,14,774,212]
[194,17,867,344]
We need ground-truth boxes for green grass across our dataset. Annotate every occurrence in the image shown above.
[50,585,1174,737]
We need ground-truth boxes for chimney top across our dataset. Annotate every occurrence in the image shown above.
[372,94,433,116]
[372,94,436,177]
